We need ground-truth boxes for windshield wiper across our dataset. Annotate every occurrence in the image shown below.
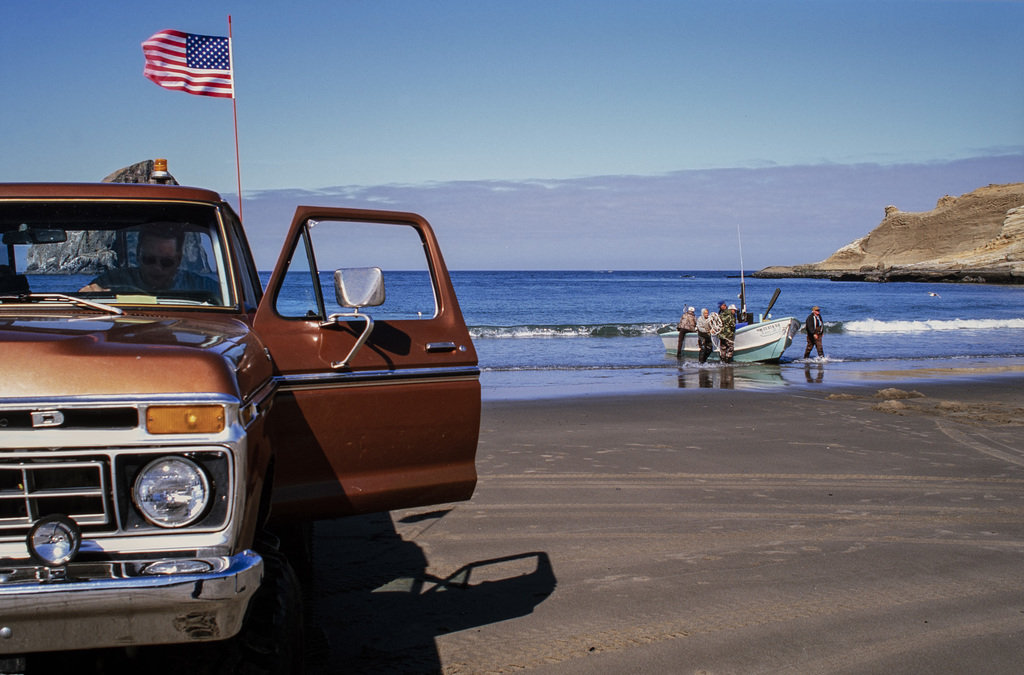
[0,292,124,316]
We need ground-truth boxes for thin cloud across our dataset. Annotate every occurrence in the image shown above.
[242,156,1024,271]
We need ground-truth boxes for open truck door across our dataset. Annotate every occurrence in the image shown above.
[254,208,480,521]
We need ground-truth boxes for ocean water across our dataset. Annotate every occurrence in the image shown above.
[250,269,1024,398]
[447,271,1024,398]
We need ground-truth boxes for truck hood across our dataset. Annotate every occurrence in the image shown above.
[0,314,272,400]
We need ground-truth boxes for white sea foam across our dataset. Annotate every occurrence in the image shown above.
[843,318,1024,333]
[470,323,665,338]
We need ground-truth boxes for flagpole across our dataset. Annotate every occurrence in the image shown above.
[228,15,243,221]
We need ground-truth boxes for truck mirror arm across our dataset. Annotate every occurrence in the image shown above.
[320,311,375,369]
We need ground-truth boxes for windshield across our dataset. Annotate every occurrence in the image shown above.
[0,200,232,308]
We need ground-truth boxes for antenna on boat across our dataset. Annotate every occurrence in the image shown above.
[737,226,747,317]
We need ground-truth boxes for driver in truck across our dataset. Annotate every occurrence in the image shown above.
[79,222,218,295]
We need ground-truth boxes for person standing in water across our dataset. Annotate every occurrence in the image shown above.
[695,308,713,363]
[803,305,825,359]
[718,301,736,363]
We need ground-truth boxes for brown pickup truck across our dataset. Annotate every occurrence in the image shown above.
[0,169,479,670]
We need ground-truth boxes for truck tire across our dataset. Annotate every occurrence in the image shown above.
[229,542,305,675]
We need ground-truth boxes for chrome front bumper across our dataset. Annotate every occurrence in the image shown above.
[0,550,262,654]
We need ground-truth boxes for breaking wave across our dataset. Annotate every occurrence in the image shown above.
[469,323,665,338]
[840,317,1024,334]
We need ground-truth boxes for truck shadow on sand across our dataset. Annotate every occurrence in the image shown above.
[303,511,556,674]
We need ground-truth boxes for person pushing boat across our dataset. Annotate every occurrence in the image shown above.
[718,301,737,363]
[676,307,696,357]
[695,308,713,363]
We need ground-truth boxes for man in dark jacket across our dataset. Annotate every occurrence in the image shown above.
[804,305,825,358]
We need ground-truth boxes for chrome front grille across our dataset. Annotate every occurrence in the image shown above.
[0,459,113,537]
[0,445,232,550]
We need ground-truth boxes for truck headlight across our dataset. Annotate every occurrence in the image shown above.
[133,457,210,527]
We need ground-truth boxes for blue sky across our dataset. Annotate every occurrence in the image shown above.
[2,1,1022,269]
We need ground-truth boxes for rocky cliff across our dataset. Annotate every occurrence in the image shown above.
[755,183,1024,283]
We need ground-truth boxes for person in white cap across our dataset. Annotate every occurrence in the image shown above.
[676,306,696,357]
[695,308,713,363]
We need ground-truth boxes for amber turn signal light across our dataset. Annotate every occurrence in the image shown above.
[146,405,225,434]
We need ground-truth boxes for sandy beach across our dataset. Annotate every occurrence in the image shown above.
[302,368,1024,674]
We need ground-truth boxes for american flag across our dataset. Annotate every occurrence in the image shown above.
[142,29,233,99]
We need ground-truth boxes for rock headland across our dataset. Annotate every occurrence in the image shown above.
[755,183,1024,283]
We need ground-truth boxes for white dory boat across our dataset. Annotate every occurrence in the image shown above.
[660,287,801,363]
[660,315,801,363]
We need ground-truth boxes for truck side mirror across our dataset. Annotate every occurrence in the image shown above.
[334,267,385,309]
[322,268,385,369]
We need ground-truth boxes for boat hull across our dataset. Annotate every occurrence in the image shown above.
[661,317,801,363]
